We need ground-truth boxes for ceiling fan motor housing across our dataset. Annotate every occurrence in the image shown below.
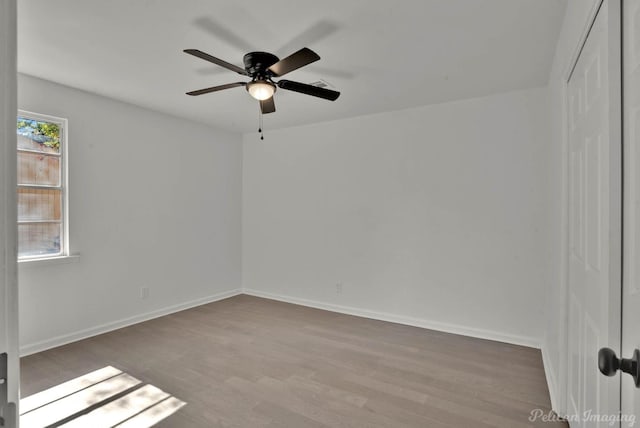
[243,52,279,78]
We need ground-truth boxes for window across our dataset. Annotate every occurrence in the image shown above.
[16,111,68,260]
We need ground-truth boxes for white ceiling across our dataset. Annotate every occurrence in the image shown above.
[18,0,566,133]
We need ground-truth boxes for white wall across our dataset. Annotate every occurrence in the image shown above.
[542,0,600,413]
[18,74,243,354]
[243,87,552,347]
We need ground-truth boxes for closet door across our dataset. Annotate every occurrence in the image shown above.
[567,0,622,425]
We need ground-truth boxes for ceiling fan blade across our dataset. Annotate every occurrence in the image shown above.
[276,80,340,101]
[186,82,246,96]
[184,49,248,75]
[260,97,276,114]
[193,17,254,52]
[267,48,320,77]
[275,20,339,58]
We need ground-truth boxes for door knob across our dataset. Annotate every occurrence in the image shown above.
[598,347,640,387]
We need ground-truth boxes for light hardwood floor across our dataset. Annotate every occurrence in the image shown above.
[21,294,566,427]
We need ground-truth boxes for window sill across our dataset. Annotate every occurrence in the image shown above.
[18,254,80,267]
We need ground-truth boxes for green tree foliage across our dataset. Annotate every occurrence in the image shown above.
[17,117,60,149]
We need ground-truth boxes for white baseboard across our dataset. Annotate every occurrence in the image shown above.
[541,342,560,413]
[20,288,243,356]
[21,288,541,356]
[243,288,540,348]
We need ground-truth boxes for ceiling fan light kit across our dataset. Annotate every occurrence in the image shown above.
[246,80,275,101]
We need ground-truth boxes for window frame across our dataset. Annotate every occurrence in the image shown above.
[17,110,70,262]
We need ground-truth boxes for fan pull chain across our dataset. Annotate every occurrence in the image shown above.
[258,106,264,140]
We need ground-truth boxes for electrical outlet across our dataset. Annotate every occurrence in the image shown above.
[140,287,149,299]
[336,283,343,294]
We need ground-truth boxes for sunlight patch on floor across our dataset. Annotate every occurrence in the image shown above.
[115,397,187,428]
[20,366,186,428]
[21,366,123,414]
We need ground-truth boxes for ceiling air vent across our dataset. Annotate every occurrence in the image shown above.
[309,79,335,89]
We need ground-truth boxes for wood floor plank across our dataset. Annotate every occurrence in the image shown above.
[21,295,565,427]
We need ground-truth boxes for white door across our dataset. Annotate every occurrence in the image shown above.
[0,0,20,426]
[567,0,622,426]
[621,0,640,424]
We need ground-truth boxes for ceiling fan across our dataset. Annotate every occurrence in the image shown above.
[183,47,341,114]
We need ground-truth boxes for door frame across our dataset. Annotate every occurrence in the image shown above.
[0,0,19,425]
[558,0,623,419]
